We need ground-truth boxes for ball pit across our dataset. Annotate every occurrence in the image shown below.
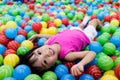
[0,0,119,80]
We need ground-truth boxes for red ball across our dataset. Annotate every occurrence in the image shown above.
[32,22,42,33]
[47,20,54,25]
[0,34,10,46]
[18,30,27,37]
[111,56,118,61]
[7,40,20,51]
[48,23,56,28]
[29,3,34,10]
[62,18,69,26]
[24,17,30,22]
[86,65,102,80]
[50,1,54,6]
[111,15,118,20]
[20,23,27,29]
[104,15,111,22]
[91,14,98,19]
[63,61,75,73]
[114,64,120,79]
[3,49,16,57]
[30,0,35,3]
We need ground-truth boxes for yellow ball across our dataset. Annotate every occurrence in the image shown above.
[35,3,41,8]
[54,19,62,27]
[53,12,57,15]
[66,5,71,10]
[101,75,118,80]
[21,40,34,50]
[41,21,47,28]
[4,54,20,67]
[5,21,17,28]
[0,25,6,32]
[110,19,119,27]
[40,28,48,34]
[60,12,65,16]
[104,70,115,76]
[48,27,57,35]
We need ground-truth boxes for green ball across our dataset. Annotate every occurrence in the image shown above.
[0,55,3,66]
[17,46,30,56]
[100,26,110,33]
[72,6,77,10]
[102,32,111,40]
[67,13,74,20]
[93,10,99,15]
[25,74,42,80]
[98,55,114,71]
[97,35,109,45]
[109,25,118,34]
[28,20,34,26]
[42,71,57,80]
[28,11,34,17]
[27,30,37,39]
[12,10,19,16]
[64,9,70,15]
[56,60,62,65]
[103,43,116,56]
[0,65,13,80]
[42,14,50,22]
[96,52,107,58]
[114,50,120,57]
[76,12,84,20]
[114,57,120,67]
[113,32,120,36]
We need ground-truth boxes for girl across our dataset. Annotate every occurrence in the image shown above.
[24,17,102,76]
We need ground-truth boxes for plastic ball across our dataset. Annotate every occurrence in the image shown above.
[38,38,47,47]
[60,74,76,80]
[100,26,110,33]
[79,74,94,80]
[17,46,30,56]
[27,30,37,39]
[3,77,16,80]
[7,40,20,51]
[0,65,14,80]
[114,64,120,79]
[21,40,34,50]
[4,54,20,67]
[42,14,50,22]
[86,65,102,79]
[40,28,48,34]
[104,70,115,76]
[55,64,69,79]
[5,21,17,28]
[110,36,120,47]
[110,19,119,27]
[42,71,57,80]
[0,55,3,66]
[62,18,69,26]
[5,28,18,39]
[98,55,114,71]
[48,27,57,35]
[13,64,31,80]
[67,13,74,20]
[25,74,42,80]
[24,26,32,32]
[101,75,118,80]
[0,25,6,32]
[0,44,6,55]
[109,25,118,34]
[32,22,42,33]
[41,21,47,28]
[89,41,103,53]
[97,35,109,45]
[114,50,120,57]
[76,12,84,20]
[114,57,120,67]
[18,29,27,37]
[15,35,26,43]
[54,19,62,27]
[0,34,10,46]
[3,49,16,57]
[103,43,116,55]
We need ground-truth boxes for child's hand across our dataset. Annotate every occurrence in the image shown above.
[28,34,40,42]
[71,63,84,76]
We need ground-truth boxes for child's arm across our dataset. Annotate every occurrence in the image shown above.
[28,34,54,42]
[64,51,96,76]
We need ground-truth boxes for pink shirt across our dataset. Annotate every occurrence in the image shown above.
[47,29,90,59]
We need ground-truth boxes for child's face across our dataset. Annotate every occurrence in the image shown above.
[28,45,58,71]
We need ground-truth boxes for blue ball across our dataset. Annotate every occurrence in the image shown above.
[110,36,120,47]
[0,44,7,55]
[60,74,76,80]
[3,77,16,80]
[5,28,18,39]
[38,38,47,47]
[24,26,32,32]
[89,42,103,53]
[15,35,26,43]
[79,74,94,80]
[13,64,31,80]
[55,64,69,79]
[86,9,93,16]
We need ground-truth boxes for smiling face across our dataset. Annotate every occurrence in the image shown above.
[28,44,60,71]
